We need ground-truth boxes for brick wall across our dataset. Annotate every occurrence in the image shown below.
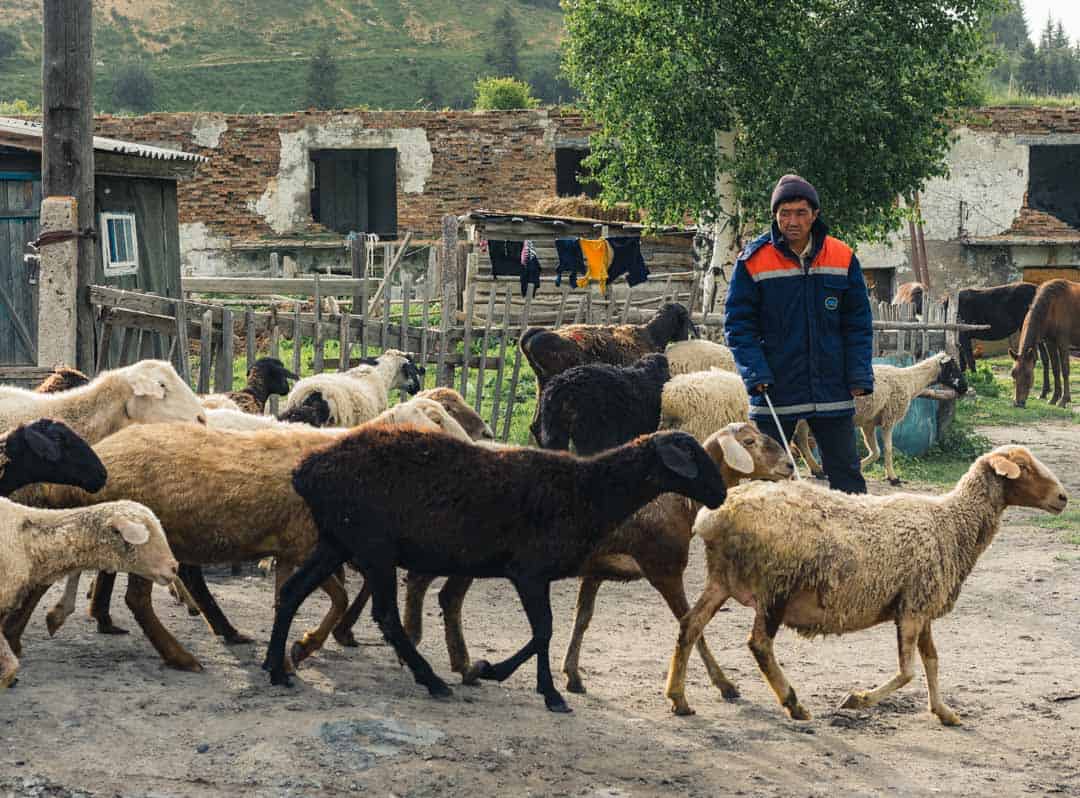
[973,106,1080,135]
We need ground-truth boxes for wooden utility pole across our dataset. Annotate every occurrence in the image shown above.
[41,0,95,372]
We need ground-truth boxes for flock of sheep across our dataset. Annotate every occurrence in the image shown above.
[0,301,1069,727]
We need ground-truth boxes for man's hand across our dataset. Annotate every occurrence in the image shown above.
[851,388,869,397]
[755,383,771,394]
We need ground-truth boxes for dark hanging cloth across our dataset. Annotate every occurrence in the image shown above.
[606,236,650,287]
[555,238,585,287]
[520,240,541,297]
[488,239,524,277]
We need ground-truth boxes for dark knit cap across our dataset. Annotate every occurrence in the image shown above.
[770,174,820,213]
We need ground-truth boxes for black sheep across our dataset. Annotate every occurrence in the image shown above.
[264,426,726,713]
[0,419,107,496]
[276,392,332,426]
[539,353,670,454]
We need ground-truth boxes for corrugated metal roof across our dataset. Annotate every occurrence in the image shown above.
[0,117,206,163]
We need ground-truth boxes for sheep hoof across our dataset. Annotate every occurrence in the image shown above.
[8,639,21,658]
[1,671,17,689]
[669,698,695,716]
[426,681,453,699]
[95,618,130,636]
[719,683,741,702]
[887,478,903,486]
[840,691,869,710]
[186,606,201,617]
[269,669,294,688]
[464,659,496,683]
[168,655,204,673]
[565,676,587,695]
[290,640,315,665]
[787,704,812,721]
[545,694,572,713]
[934,706,962,726]
[332,629,359,648]
[45,612,66,637]
[224,630,254,645]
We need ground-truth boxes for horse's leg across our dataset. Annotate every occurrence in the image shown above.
[1049,340,1063,404]
[1038,341,1051,399]
[1057,340,1071,407]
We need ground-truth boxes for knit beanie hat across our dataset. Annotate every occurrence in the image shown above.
[770,174,820,213]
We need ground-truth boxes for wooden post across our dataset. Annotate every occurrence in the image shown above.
[292,301,302,377]
[42,0,95,372]
[473,287,498,412]
[349,238,364,314]
[420,263,431,376]
[339,310,351,372]
[312,274,323,374]
[441,214,459,309]
[268,304,281,414]
[173,297,191,385]
[459,264,477,399]
[198,309,213,393]
[216,307,234,392]
[381,287,390,351]
[245,310,256,375]
[436,282,452,386]
[501,284,535,442]
[359,255,370,358]
[555,284,570,328]
[399,272,411,403]
[489,285,514,430]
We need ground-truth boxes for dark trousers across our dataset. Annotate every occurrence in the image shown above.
[755,413,867,494]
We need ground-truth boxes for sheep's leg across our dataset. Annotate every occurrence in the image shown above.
[365,564,451,699]
[290,574,349,665]
[748,602,809,720]
[882,425,900,485]
[665,580,729,717]
[124,575,203,673]
[438,576,475,678]
[518,578,568,713]
[0,614,19,688]
[1039,342,1051,400]
[859,424,879,469]
[264,539,347,687]
[178,564,252,645]
[402,571,437,645]
[44,572,82,636]
[561,577,603,694]
[331,580,370,647]
[794,421,824,478]
[917,622,960,726]
[648,571,739,701]
[840,616,919,712]
[2,585,50,656]
[88,571,129,635]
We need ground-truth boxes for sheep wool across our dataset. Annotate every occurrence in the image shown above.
[665,340,736,376]
[283,350,420,427]
[660,369,749,442]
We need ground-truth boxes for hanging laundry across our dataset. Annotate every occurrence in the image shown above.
[555,238,586,288]
[606,236,650,287]
[520,239,541,297]
[578,238,614,295]
[487,239,524,278]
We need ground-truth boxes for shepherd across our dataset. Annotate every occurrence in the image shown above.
[724,174,874,493]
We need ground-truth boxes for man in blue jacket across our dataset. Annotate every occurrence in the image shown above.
[724,174,874,493]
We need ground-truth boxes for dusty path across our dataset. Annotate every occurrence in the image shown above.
[2,422,1079,797]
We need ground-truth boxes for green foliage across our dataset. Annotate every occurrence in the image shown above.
[987,5,1080,97]
[562,0,999,242]
[970,364,1001,397]
[960,356,1080,426]
[111,62,156,112]
[306,42,339,110]
[474,76,539,110]
[484,6,523,78]
[0,29,18,60]
[0,98,37,114]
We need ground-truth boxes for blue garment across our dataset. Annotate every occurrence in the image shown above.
[521,240,541,297]
[724,218,874,419]
[555,238,585,287]
[606,236,649,287]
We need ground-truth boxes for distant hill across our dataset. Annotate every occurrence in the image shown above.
[0,1,566,112]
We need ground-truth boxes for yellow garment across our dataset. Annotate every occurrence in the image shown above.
[577,239,614,295]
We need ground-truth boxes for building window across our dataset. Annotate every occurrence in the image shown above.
[99,212,139,276]
[556,147,600,198]
[1028,145,1080,230]
[310,149,398,237]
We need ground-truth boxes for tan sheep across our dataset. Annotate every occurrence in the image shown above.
[664,445,1068,724]
[659,368,749,442]
[665,339,736,376]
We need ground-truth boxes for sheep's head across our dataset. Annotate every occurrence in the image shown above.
[35,365,90,394]
[703,422,794,486]
[648,303,696,346]
[650,430,727,509]
[381,350,425,395]
[278,391,332,427]
[634,352,671,380]
[251,357,299,398]
[418,387,494,441]
[1008,346,1038,408]
[109,503,179,587]
[982,445,1067,514]
[3,419,107,493]
[121,360,206,426]
[936,355,968,396]
[381,398,472,442]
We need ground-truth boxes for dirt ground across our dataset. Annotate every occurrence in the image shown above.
[3,421,1080,797]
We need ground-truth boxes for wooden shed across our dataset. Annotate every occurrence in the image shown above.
[0,117,204,382]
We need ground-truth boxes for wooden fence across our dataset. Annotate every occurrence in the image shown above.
[872,292,989,359]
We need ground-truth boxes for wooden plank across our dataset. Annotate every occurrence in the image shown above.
[216,307,234,391]
[268,305,281,414]
[368,231,414,316]
[501,284,535,441]
[437,282,451,386]
[489,286,514,430]
[473,286,498,412]
[245,310,256,375]
[621,286,633,323]
[399,271,412,402]
[96,320,114,375]
[292,302,302,377]
[312,274,323,374]
[420,266,430,378]
[182,277,375,295]
[381,286,390,350]
[198,309,213,393]
[440,214,458,303]
[173,296,191,384]
[359,248,370,357]
[554,284,570,327]
[459,265,477,399]
[350,239,363,315]
[339,311,351,374]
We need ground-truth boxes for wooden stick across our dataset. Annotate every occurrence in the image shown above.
[501,284,535,441]
[312,274,324,374]
[489,285,514,430]
[198,309,213,393]
[473,286,498,412]
[292,301,302,377]
[368,231,414,317]
[436,282,451,386]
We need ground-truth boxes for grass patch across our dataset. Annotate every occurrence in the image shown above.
[1029,508,1080,535]
[860,414,994,486]
[955,356,1079,427]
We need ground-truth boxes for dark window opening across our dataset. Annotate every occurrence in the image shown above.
[1028,145,1080,230]
[556,147,600,198]
[310,148,398,238]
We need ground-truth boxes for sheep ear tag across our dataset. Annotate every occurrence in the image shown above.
[658,440,699,479]
[988,454,1021,480]
[24,427,62,462]
[114,518,150,545]
[717,434,754,474]
[130,375,165,398]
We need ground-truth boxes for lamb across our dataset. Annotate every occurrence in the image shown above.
[201,357,298,415]
[664,339,736,376]
[659,369,749,442]
[399,423,793,699]
[265,427,727,713]
[34,366,90,394]
[520,302,696,441]
[793,353,968,484]
[664,445,1068,724]
[0,498,178,687]
[21,401,475,670]
[276,392,332,426]
[0,419,107,497]
[0,359,207,444]
[539,354,670,454]
[416,387,495,441]
[282,349,423,427]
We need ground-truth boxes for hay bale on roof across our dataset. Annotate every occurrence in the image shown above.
[531,195,641,223]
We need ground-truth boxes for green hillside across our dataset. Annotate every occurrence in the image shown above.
[0,1,565,111]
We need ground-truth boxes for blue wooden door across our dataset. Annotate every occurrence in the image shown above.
[0,172,40,365]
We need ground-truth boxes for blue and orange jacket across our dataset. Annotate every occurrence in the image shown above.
[724,219,873,418]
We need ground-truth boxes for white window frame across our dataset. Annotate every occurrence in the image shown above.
[99,212,139,276]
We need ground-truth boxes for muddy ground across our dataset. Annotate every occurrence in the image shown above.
[2,421,1079,797]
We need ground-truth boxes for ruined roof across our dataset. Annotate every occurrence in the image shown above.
[0,117,207,164]
[971,106,1080,135]
[965,207,1080,246]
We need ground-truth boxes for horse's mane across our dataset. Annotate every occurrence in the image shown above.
[1018,280,1071,355]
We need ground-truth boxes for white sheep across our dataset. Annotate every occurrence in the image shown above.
[0,498,179,687]
[659,368,749,442]
[282,349,423,427]
[665,339,736,376]
[200,395,242,412]
[664,445,1068,724]
[0,359,206,444]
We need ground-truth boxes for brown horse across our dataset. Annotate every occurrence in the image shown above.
[892,281,925,317]
[1010,279,1080,408]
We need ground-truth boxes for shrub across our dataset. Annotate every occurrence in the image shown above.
[0,30,18,60]
[111,62,156,112]
[971,364,1002,397]
[474,77,539,110]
